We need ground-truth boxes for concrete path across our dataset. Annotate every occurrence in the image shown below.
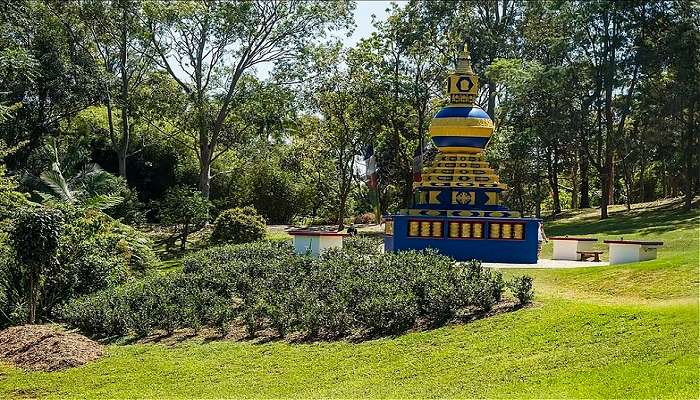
[483,258,609,269]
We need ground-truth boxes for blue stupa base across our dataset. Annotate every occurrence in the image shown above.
[384,214,540,264]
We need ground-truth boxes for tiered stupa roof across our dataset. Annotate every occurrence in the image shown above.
[383,44,540,264]
[411,44,514,216]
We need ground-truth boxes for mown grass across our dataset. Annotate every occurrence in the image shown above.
[0,199,697,398]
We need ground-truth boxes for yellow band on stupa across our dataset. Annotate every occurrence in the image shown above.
[429,125,494,138]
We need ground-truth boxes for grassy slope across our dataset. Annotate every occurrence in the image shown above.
[1,200,698,398]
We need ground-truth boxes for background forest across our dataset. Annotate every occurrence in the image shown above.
[1,0,698,228]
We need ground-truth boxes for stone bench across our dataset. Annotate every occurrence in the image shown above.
[551,236,598,260]
[577,250,603,262]
[603,240,664,265]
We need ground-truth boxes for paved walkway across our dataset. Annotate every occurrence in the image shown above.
[483,258,609,269]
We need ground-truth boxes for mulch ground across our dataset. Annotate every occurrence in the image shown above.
[0,324,103,371]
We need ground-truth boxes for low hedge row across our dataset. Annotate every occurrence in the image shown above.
[60,241,533,339]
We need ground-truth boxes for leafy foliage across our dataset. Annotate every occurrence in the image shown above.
[10,207,65,323]
[211,207,266,245]
[159,186,210,250]
[60,242,521,339]
[342,235,382,255]
[509,275,534,306]
[0,206,156,327]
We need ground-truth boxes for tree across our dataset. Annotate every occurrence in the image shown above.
[52,0,155,179]
[0,1,100,171]
[11,208,64,324]
[309,47,379,229]
[572,1,644,219]
[142,0,352,198]
[159,186,210,250]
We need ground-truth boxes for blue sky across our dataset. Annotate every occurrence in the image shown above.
[252,1,407,78]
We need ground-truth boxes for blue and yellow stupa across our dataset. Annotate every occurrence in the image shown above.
[383,45,540,263]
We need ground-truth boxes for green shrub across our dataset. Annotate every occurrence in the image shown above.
[59,286,131,336]
[159,185,210,250]
[61,242,530,340]
[1,207,158,326]
[211,207,266,245]
[509,275,534,306]
[343,235,382,255]
[458,260,505,311]
[350,252,419,334]
[0,235,25,327]
[60,208,157,273]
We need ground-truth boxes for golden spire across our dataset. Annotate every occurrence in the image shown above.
[446,42,478,105]
[455,43,474,75]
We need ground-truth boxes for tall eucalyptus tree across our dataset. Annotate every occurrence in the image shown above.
[141,0,352,198]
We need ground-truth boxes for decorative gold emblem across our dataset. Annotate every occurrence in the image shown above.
[454,191,471,205]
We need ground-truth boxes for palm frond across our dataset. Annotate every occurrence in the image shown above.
[39,169,75,203]
[83,194,124,210]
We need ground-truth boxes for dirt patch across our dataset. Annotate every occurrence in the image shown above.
[0,325,103,371]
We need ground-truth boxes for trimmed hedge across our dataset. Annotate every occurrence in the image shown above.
[60,241,531,339]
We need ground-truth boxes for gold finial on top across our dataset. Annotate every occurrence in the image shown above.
[455,43,474,75]
[446,41,479,105]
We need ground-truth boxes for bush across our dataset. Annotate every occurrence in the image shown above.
[102,177,146,225]
[0,234,25,327]
[211,207,266,245]
[3,207,158,325]
[59,208,157,274]
[60,242,531,340]
[353,212,375,224]
[509,275,534,306]
[159,185,210,250]
[343,235,382,255]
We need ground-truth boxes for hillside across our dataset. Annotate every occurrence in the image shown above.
[0,199,697,398]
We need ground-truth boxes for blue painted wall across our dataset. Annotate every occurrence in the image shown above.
[385,215,540,264]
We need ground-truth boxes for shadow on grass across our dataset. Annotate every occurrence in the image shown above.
[547,199,699,237]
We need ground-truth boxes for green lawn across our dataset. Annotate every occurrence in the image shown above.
[1,200,698,398]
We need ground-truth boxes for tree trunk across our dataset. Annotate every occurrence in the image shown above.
[622,156,632,211]
[27,267,36,324]
[535,176,542,219]
[608,153,615,205]
[118,152,127,179]
[551,147,561,214]
[337,195,346,231]
[579,145,590,208]
[571,161,579,209]
[548,165,561,215]
[118,6,130,178]
[600,161,611,219]
[181,221,189,251]
[639,136,645,202]
[683,102,696,210]
[662,163,668,197]
[199,158,211,199]
[487,81,497,119]
[198,100,212,199]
